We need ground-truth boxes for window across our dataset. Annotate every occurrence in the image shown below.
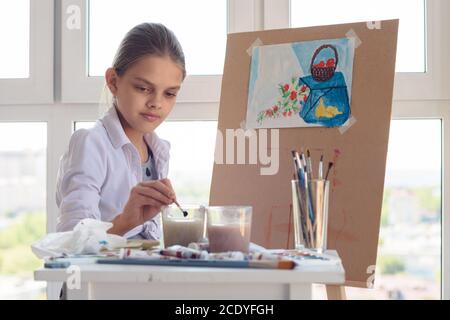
[290,0,426,73]
[264,0,447,103]
[349,119,441,299]
[0,123,47,300]
[62,0,229,103]
[0,0,447,300]
[0,0,30,78]
[73,121,95,131]
[312,119,442,299]
[156,121,217,204]
[0,0,53,104]
[88,0,227,76]
[74,121,217,204]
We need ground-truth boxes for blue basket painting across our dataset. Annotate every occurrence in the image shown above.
[299,44,350,127]
[246,38,354,129]
[299,72,350,127]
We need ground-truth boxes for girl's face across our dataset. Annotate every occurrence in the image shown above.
[106,55,183,134]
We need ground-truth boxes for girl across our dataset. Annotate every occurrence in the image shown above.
[56,23,185,239]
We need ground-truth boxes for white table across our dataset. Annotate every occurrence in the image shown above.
[34,250,345,300]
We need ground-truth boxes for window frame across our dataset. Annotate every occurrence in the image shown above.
[60,0,262,104]
[0,0,53,104]
[2,103,448,300]
[391,101,449,300]
[264,0,449,298]
[0,0,448,300]
[264,0,450,101]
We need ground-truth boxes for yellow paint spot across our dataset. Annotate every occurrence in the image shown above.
[315,97,343,118]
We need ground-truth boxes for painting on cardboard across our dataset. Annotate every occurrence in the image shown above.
[246,37,355,129]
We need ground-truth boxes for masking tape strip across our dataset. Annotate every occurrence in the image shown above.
[345,29,362,48]
[240,120,257,138]
[338,116,357,134]
[366,21,382,30]
[246,37,264,56]
[244,38,263,134]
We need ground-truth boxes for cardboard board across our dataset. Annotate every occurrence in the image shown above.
[209,20,398,287]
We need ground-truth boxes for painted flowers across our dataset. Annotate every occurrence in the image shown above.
[256,77,310,124]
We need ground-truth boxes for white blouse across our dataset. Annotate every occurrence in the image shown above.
[55,106,170,239]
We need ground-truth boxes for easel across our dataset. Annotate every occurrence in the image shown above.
[326,285,346,300]
[210,20,399,293]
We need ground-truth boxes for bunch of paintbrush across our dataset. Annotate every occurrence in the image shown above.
[292,149,333,182]
[291,149,333,249]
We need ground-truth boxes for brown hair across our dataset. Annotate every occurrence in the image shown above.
[112,22,186,79]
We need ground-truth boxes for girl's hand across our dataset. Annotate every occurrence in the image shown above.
[108,179,175,235]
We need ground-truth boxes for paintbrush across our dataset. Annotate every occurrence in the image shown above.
[295,151,304,173]
[98,258,296,269]
[300,149,307,169]
[319,155,324,179]
[173,199,188,217]
[306,149,313,178]
[324,162,334,181]
[291,150,300,178]
[291,151,310,247]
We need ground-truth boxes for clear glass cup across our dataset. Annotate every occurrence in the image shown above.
[161,205,206,248]
[291,179,330,253]
[206,206,252,253]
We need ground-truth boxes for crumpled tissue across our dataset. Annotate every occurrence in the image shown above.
[31,218,127,258]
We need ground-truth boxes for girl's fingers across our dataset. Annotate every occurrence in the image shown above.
[160,179,176,198]
[160,178,173,189]
[136,193,167,208]
[140,180,174,199]
[135,185,173,205]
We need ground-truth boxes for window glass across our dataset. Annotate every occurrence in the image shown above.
[290,0,426,72]
[88,0,227,76]
[0,123,47,299]
[0,0,30,78]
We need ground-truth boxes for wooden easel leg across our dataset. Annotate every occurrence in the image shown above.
[326,285,346,300]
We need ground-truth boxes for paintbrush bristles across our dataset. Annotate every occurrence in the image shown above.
[291,150,300,175]
[291,149,332,181]
[306,149,313,176]
[319,154,324,179]
[174,200,188,217]
[324,162,334,180]
[294,152,303,171]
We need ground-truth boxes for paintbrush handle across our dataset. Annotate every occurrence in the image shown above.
[324,162,334,181]
[248,260,295,269]
[98,258,295,269]
[173,199,187,217]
